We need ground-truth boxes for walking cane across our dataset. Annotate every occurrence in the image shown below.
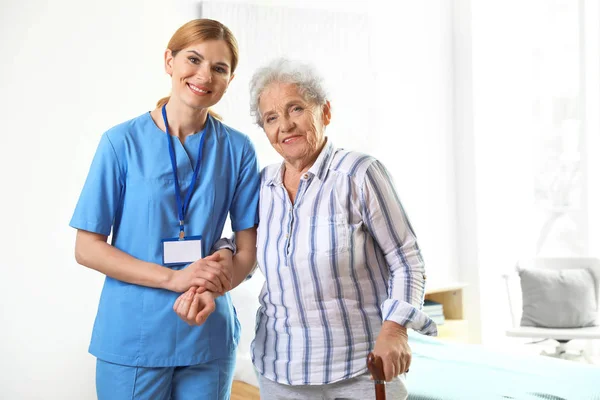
[366,352,386,400]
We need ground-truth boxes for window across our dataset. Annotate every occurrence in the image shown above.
[531,0,585,255]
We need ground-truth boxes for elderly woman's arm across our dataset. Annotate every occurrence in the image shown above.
[213,227,257,290]
[361,160,436,335]
[360,159,437,380]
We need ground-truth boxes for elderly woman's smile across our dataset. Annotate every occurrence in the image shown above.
[281,135,302,144]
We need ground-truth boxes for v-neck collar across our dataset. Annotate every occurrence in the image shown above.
[146,111,213,172]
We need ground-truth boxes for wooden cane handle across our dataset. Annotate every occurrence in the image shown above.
[367,352,385,380]
[367,352,386,400]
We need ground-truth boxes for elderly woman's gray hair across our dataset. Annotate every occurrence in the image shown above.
[249,58,329,126]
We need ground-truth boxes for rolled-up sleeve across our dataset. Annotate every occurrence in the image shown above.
[361,160,437,336]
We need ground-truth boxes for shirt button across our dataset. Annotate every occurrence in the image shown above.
[423,274,427,280]
[303,174,309,179]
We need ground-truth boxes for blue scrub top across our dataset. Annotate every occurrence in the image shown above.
[70,112,260,367]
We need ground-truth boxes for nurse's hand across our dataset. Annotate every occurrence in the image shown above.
[173,287,217,325]
[167,253,232,293]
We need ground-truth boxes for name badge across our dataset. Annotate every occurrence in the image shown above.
[162,235,202,266]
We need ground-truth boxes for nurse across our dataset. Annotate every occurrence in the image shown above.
[70,19,259,400]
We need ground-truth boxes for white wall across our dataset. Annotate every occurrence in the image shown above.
[369,1,459,288]
[0,0,457,398]
[470,0,537,344]
[451,0,483,343]
[0,1,199,398]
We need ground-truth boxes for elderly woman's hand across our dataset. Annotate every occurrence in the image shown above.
[173,286,218,325]
[372,321,411,381]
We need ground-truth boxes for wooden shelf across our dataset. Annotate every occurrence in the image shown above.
[425,282,468,295]
[436,319,469,343]
[425,283,469,343]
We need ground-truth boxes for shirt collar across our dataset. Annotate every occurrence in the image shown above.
[266,138,335,186]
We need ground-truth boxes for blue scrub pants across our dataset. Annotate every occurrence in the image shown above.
[96,353,236,400]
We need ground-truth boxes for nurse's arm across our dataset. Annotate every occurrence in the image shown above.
[214,226,257,291]
[74,229,223,293]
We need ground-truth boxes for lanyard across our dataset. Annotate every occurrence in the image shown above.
[162,104,207,239]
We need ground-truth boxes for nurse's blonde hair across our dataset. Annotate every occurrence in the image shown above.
[156,19,239,121]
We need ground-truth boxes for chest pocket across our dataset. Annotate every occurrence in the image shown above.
[309,213,350,255]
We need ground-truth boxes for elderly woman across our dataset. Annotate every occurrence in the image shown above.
[175,58,436,399]
[247,58,436,400]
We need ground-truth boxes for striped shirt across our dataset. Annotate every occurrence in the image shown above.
[251,139,437,386]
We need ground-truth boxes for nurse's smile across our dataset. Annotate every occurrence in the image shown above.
[187,83,211,96]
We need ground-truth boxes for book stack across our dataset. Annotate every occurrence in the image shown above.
[423,299,445,325]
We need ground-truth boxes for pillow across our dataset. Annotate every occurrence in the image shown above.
[519,267,598,328]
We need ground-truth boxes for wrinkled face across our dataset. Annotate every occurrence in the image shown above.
[165,39,234,110]
[259,82,330,165]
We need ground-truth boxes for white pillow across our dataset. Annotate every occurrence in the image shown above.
[519,267,598,328]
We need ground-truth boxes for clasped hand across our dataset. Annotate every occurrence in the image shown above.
[173,286,217,325]
[171,251,234,325]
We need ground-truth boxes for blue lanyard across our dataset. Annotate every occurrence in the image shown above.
[162,104,207,239]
